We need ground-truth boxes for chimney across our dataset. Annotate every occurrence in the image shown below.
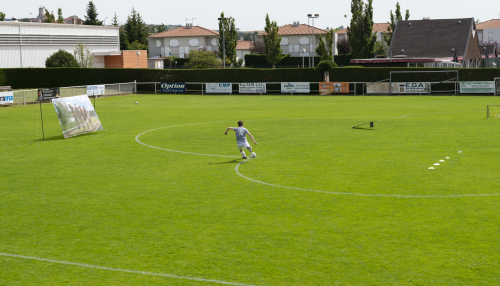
[240,36,244,41]
[72,17,76,25]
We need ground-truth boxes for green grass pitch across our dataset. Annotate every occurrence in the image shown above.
[1,94,499,285]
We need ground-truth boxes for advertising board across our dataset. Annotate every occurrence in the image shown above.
[86,85,105,96]
[38,88,60,100]
[0,91,14,105]
[206,83,232,94]
[397,82,431,94]
[239,83,266,94]
[281,82,310,93]
[460,82,495,94]
[319,82,349,94]
[161,83,186,93]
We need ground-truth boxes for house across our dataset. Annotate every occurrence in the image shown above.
[257,22,330,56]
[236,40,252,65]
[93,50,148,68]
[476,19,500,45]
[0,21,120,68]
[148,24,219,58]
[351,18,481,68]
[63,16,83,25]
[336,23,390,43]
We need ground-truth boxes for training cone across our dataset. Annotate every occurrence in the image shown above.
[445,157,450,159]
[434,163,440,166]
[439,160,445,162]
[429,167,435,170]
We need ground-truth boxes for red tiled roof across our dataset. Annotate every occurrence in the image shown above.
[258,24,328,36]
[476,19,500,30]
[336,23,390,34]
[236,40,252,50]
[150,26,219,38]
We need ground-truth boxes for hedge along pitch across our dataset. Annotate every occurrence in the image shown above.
[0,68,323,89]
[1,67,500,90]
[244,54,354,67]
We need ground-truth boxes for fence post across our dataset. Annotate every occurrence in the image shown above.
[155,83,157,94]
[202,83,204,95]
[119,84,121,95]
[23,91,25,105]
[72,87,74,97]
[135,80,137,94]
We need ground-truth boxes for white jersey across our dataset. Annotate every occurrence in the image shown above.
[234,127,248,144]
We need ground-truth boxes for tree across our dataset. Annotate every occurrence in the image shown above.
[337,38,351,55]
[383,2,410,46]
[129,41,147,51]
[74,43,95,68]
[0,12,5,21]
[315,35,330,61]
[373,41,388,56]
[325,28,335,59]
[250,40,265,54]
[57,8,63,24]
[84,1,102,25]
[111,12,119,27]
[148,24,168,34]
[43,7,55,23]
[119,30,130,50]
[347,0,377,59]
[243,33,253,41]
[123,8,149,50]
[263,14,284,68]
[184,50,221,69]
[218,12,238,67]
[45,50,80,67]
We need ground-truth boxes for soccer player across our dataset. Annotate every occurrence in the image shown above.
[225,121,257,159]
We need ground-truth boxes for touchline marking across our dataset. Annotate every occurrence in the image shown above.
[234,161,500,198]
[0,253,258,286]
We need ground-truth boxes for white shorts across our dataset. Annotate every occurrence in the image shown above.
[237,142,251,150]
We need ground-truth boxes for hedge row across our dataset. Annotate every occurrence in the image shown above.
[244,54,353,67]
[0,68,322,89]
[1,67,499,90]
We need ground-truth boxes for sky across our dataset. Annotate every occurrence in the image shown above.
[3,0,500,31]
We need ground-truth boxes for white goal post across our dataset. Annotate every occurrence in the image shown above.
[495,78,500,96]
[487,105,500,119]
[389,70,460,96]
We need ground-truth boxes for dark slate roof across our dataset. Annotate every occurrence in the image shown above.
[388,18,475,58]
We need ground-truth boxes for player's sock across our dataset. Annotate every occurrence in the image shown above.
[240,150,246,157]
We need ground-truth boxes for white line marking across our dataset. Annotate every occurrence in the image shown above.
[234,161,500,198]
[137,116,499,198]
[0,253,258,286]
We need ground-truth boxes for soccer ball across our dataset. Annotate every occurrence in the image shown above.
[250,152,256,158]
[135,102,138,105]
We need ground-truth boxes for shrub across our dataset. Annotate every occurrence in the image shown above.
[184,50,221,69]
[45,50,80,68]
[316,60,338,72]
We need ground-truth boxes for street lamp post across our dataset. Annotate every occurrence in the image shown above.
[301,49,306,68]
[103,16,109,26]
[307,14,319,67]
[218,17,227,69]
[136,52,140,68]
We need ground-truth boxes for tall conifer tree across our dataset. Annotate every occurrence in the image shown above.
[263,14,284,68]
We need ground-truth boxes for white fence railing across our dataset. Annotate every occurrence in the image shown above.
[10,82,136,105]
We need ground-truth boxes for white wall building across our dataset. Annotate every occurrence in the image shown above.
[0,21,119,68]
[476,19,500,45]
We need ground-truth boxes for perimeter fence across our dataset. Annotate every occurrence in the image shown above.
[8,82,136,105]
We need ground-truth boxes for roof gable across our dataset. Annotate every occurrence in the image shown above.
[150,26,219,38]
[258,24,328,36]
[388,18,476,59]
[476,19,500,30]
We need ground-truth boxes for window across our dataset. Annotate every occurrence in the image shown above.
[281,37,289,45]
[169,39,179,47]
[299,37,309,45]
[478,32,483,42]
[189,38,199,47]
[489,31,493,42]
[156,40,161,48]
